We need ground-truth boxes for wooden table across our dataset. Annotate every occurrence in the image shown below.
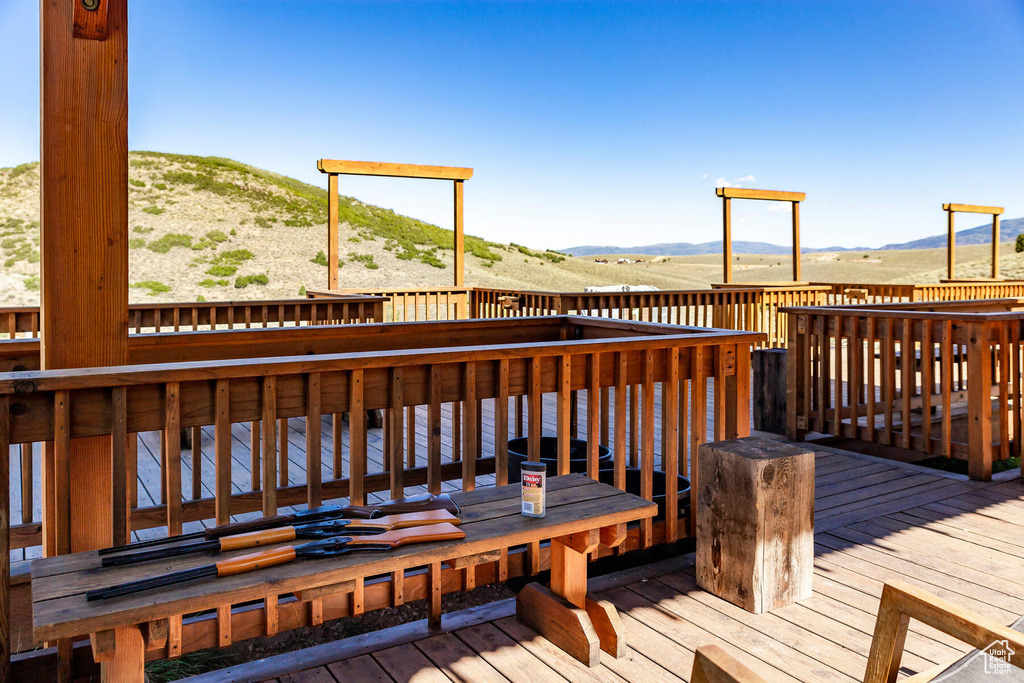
[32,474,656,679]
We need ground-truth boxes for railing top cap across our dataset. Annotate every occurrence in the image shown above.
[715,187,805,202]
[942,203,1004,215]
[317,159,473,181]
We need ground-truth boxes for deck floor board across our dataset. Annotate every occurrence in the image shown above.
[250,447,1024,683]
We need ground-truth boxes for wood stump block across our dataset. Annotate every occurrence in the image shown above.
[752,349,787,435]
[696,437,813,613]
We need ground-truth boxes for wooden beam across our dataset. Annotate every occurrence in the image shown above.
[992,214,1000,280]
[942,203,1004,215]
[327,174,339,290]
[715,188,805,202]
[947,209,955,280]
[723,197,733,284]
[454,180,465,287]
[41,0,129,554]
[792,201,801,282]
[317,159,473,181]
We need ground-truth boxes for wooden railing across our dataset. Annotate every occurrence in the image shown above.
[784,299,1024,482]
[0,296,384,339]
[814,281,1024,306]
[308,287,469,322]
[0,316,761,674]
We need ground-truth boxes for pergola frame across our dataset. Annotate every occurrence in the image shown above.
[317,160,473,289]
[716,188,806,283]
[943,203,1004,281]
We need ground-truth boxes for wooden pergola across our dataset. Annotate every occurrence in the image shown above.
[943,203,1004,281]
[716,187,806,284]
[317,160,473,289]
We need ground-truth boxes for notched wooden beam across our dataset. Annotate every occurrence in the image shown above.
[554,528,600,554]
[295,579,357,602]
[599,523,627,549]
[143,618,168,651]
[89,629,116,662]
[446,550,501,569]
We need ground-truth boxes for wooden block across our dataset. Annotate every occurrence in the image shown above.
[696,437,814,614]
[447,550,501,569]
[599,523,627,549]
[752,349,787,435]
[294,579,357,602]
[100,626,146,683]
[584,595,626,657]
[143,618,168,651]
[516,583,600,667]
[553,528,600,554]
[550,539,589,609]
[89,629,116,663]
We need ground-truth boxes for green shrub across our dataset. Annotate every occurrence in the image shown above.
[142,206,166,215]
[234,274,269,288]
[133,226,154,234]
[129,238,146,249]
[129,179,146,188]
[131,280,171,296]
[197,295,207,302]
[199,278,229,288]
[310,250,328,266]
[153,182,168,191]
[206,265,237,277]
[1016,234,1024,254]
[148,233,192,253]
[348,253,378,270]
[24,275,39,291]
[212,249,254,266]
[298,285,307,296]
[229,229,237,236]
[207,230,229,243]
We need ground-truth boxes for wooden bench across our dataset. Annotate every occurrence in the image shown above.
[32,474,655,680]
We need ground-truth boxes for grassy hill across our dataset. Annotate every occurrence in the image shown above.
[1,153,1020,306]
[0,152,709,305]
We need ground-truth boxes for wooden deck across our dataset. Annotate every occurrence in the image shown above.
[204,445,1024,683]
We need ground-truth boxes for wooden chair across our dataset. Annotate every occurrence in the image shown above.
[864,579,1024,683]
[690,644,767,683]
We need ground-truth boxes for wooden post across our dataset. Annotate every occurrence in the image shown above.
[791,201,801,282]
[947,208,955,280]
[723,197,733,284]
[696,437,814,613]
[992,213,1000,280]
[966,322,993,481]
[41,0,129,553]
[454,180,465,288]
[327,174,339,290]
[754,349,787,434]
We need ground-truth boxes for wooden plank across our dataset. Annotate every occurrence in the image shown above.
[942,203,1004,215]
[389,368,405,498]
[326,654,393,683]
[454,622,571,683]
[416,632,508,683]
[110,387,129,547]
[41,0,128,554]
[462,363,476,491]
[214,379,232,525]
[318,159,473,181]
[428,365,443,494]
[640,350,655,548]
[0,396,9,682]
[614,352,627,494]
[327,174,339,290]
[349,370,366,506]
[306,374,322,509]
[262,377,278,516]
[454,181,465,288]
[716,188,805,202]
[164,382,183,536]
[495,360,509,487]
[557,355,571,476]
[372,642,453,682]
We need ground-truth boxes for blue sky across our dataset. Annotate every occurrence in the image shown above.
[1,1,1022,249]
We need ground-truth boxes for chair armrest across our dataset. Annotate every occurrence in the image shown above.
[691,644,768,683]
[864,579,1024,683]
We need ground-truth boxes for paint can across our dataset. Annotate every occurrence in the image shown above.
[521,461,546,518]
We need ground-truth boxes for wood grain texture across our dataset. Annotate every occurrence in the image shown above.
[696,438,814,613]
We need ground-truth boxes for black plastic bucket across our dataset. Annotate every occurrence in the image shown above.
[506,436,612,481]
[599,467,691,521]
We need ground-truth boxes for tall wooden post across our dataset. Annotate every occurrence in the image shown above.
[722,197,732,284]
[327,173,339,290]
[992,213,1000,280]
[454,180,465,287]
[41,0,129,553]
[791,201,801,282]
[947,209,955,280]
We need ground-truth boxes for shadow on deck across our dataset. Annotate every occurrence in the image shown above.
[184,443,1024,683]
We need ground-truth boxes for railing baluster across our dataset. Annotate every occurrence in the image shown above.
[250,420,260,492]
[349,369,366,506]
[406,405,416,469]
[278,418,289,487]
[428,365,442,494]
[164,382,183,536]
[306,373,322,509]
[640,349,655,549]
[261,377,278,516]
[462,363,477,491]
[586,354,600,480]
[111,387,129,546]
[528,358,542,460]
[556,355,571,475]
[614,352,627,492]
[19,444,31,526]
[389,369,405,498]
[191,426,203,500]
[901,318,913,450]
[215,379,231,525]
[921,320,933,453]
[690,346,708,537]
[664,347,679,543]
[0,395,9,681]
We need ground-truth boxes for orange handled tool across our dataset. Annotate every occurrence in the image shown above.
[103,509,461,567]
[88,523,466,601]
